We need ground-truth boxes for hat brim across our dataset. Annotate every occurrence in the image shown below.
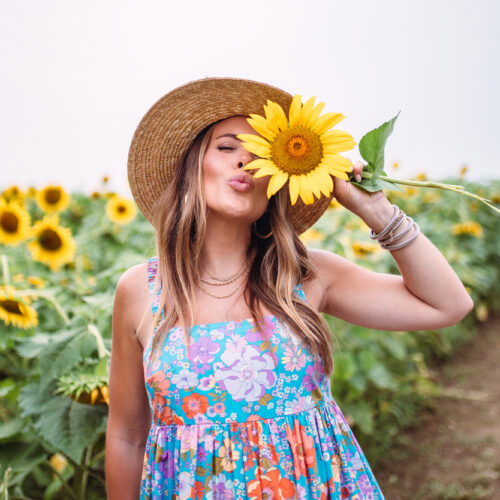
[128,77,335,235]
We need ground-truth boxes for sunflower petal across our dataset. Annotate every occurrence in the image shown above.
[309,101,325,126]
[247,115,276,141]
[242,159,277,174]
[314,112,345,134]
[265,101,288,132]
[321,130,357,152]
[299,96,316,127]
[289,95,302,128]
[307,172,322,198]
[313,167,334,196]
[267,172,289,197]
[299,175,315,205]
[289,175,300,205]
[322,154,354,172]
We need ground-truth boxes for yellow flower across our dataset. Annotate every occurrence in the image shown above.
[422,191,441,204]
[12,274,25,283]
[299,228,325,245]
[36,185,70,213]
[451,221,483,238]
[105,195,137,225]
[2,186,25,204]
[26,187,37,198]
[0,199,31,246]
[351,241,381,257]
[0,285,38,329]
[329,198,343,210]
[490,193,500,204]
[392,161,399,170]
[27,276,46,288]
[238,95,355,205]
[49,453,68,475]
[459,165,468,179]
[27,214,76,271]
[415,172,427,181]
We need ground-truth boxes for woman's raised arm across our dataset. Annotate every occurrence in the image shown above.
[105,264,152,500]
[310,162,474,331]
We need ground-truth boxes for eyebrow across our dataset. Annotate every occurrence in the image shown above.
[215,133,241,140]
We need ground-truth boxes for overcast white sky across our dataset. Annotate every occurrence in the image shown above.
[1,0,499,196]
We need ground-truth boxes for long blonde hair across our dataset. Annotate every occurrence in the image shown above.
[149,122,334,375]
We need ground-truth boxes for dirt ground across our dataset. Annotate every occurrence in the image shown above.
[374,314,500,500]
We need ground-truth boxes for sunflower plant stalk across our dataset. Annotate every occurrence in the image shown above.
[352,113,500,214]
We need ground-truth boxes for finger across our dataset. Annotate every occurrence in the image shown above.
[352,161,365,182]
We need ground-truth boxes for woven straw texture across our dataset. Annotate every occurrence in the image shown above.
[127,77,334,235]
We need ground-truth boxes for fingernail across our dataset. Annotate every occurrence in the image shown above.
[355,174,361,182]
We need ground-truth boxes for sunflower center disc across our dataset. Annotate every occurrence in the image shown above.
[271,127,323,175]
[39,229,63,251]
[0,299,22,315]
[117,205,126,213]
[1,212,19,233]
[46,189,62,204]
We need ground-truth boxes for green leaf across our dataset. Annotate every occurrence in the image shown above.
[351,177,405,193]
[358,112,400,184]
[33,396,107,463]
[368,363,397,390]
[0,419,24,442]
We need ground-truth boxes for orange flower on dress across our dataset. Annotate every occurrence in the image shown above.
[146,371,171,396]
[182,393,209,419]
[284,421,317,478]
[247,467,295,500]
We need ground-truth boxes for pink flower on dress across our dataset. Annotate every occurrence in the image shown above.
[281,344,306,371]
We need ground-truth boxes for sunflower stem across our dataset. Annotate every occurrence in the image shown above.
[13,289,69,324]
[0,255,10,285]
[87,324,110,358]
[360,172,500,214]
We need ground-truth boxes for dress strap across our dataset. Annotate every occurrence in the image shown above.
[293,283,308,303]
[146,256,162,318]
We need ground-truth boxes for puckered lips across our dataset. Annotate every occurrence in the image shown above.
[227,173,254,192]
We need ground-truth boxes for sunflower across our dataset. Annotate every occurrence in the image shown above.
[0,199,31,246]
[238,95,356,205]
[36,185,70,213]
[27,214,75,271]
[299,227,325,245]
[352,241,381,257]
[2,185,25,204]
[0,285,38,329]
[105,195,137,225]
[451,221,483,238]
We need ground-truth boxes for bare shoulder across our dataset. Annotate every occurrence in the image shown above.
[113,260,152,345]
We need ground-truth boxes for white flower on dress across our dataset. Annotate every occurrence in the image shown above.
[215,345,277,402]
[284,395,315,415]
[171,368,198,389]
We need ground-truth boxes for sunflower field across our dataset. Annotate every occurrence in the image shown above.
[0,176,499,499]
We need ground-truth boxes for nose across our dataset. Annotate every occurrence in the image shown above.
[237,149,255,169]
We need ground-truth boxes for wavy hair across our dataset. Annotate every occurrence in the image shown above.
[148,122,334,375]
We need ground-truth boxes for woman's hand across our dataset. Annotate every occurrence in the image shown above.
[332,161,394,233]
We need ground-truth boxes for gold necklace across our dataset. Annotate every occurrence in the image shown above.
[200,261,248,286]
[198,272,248,299]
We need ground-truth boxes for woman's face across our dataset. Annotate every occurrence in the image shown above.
[202,116,270,224]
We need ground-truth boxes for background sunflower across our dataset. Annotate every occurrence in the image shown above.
[36,185,70,213]
[105,195,137,225]
[27,214,75,271]
[0,285,38,329]
[0,199,31,246]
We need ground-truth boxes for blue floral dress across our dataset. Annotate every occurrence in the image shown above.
[141,256,384,500]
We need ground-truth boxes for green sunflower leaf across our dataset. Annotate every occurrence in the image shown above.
[358,112,400,185]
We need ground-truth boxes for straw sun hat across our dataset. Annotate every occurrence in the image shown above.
[127,77,336,235]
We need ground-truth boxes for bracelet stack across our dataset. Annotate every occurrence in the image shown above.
[369,204,420,250]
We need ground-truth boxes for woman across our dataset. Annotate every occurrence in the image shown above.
[105,78,473,499]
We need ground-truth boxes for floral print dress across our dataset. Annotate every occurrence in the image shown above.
[141,256,384,500]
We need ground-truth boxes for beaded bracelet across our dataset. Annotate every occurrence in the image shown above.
[369,204,421,250]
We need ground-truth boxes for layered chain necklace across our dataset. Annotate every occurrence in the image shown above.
[198,260,249,299]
